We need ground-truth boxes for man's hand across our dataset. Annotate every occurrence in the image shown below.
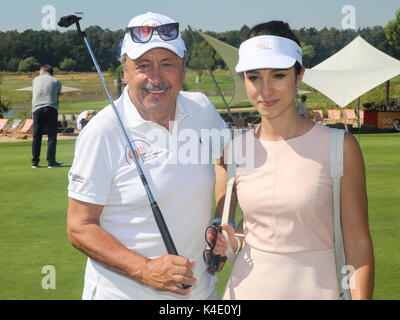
[138,254,197,295]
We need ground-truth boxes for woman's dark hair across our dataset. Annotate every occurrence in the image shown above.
[243,21,302,76]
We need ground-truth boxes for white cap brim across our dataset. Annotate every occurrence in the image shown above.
[236,55,297,72]
[235,35,302,72]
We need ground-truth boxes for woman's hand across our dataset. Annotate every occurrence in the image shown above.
[213,224,237,255]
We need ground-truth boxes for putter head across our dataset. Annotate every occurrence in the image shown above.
[58,12,83,28]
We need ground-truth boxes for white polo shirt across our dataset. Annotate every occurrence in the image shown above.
[68,87,228,300]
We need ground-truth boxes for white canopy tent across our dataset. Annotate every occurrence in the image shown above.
[302,36,400,108]
[196,30,248,107]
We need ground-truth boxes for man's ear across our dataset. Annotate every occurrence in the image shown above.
[123,65,128,84]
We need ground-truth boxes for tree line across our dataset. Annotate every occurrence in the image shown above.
[0,15,400,73]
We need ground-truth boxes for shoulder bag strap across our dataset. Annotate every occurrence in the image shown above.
[221,139,239,264]
[330,128,352,300]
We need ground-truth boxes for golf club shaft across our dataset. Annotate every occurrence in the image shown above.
[81,34,181,259]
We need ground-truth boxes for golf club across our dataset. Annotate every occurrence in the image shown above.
[58,12,190,289]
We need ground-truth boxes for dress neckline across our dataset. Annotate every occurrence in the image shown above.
[251,123,317,144]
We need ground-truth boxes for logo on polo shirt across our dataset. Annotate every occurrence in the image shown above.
[125,139,166,166]
[68,172,86,184]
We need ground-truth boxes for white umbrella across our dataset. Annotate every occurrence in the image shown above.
[302,36,400,108]
[298,89,312,95]
[15,86,81,93]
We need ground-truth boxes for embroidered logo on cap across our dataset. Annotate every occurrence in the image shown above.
[257,41,272,50]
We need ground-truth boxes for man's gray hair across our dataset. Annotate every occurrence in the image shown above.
[120,54,128,68]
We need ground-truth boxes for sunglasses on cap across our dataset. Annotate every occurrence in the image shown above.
[126,23,180,43]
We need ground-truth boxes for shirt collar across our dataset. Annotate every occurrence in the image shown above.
[120,86,189,129]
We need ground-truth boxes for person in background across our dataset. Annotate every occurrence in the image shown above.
[31,64,62,168]
[295,94,309,119]
[76,110,97,131]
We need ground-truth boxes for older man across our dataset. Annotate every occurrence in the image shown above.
[67,12,227,300]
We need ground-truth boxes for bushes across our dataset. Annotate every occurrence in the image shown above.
[18,57,40,72]
[59,58,77,71]
[0,75,10,117]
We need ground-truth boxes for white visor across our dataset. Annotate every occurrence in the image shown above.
[235,35,302,72]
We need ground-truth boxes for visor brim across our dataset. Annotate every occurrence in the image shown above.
[235,55,297,73]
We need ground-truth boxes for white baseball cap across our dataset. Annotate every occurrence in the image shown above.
[235,35,302,72]
[120,12,186,60]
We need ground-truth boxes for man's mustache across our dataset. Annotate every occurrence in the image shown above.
[142,82,171,91]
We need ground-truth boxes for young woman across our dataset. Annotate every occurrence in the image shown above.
[214,21,375,299]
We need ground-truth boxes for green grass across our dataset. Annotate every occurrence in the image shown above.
[0,140,86,299]
[0,133,399,299]
[359,134,400,299]
[59,100,109,114]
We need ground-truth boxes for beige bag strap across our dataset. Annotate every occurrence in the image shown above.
[221,140,237,264]
[330,128,352,300]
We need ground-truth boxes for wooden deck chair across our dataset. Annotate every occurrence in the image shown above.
[0,118,9,132]
[393,119,400,132]
[5,119,23,133]
[358,110,364,125]
[14,119,34,134]
[328,109,341,124]
[344,109,357,125]
[312,109,324,123]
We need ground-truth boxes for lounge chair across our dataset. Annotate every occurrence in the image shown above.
[5,119,23,133]
[0,118,9,132]
[327,109,341,124]
[358,110,364,125]
[312,110,324,123]
[14,119,34,134]
[394,119,400,132]
[344,109,357,125]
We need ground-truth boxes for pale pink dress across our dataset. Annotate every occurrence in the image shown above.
[223,124,339,300]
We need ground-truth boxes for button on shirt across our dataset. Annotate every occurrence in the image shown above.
[68,87,228,299]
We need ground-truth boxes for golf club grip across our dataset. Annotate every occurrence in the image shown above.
[150,202,178,255]
[151,203,191,290]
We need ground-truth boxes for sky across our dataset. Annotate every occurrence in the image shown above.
[0,0,398,33]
